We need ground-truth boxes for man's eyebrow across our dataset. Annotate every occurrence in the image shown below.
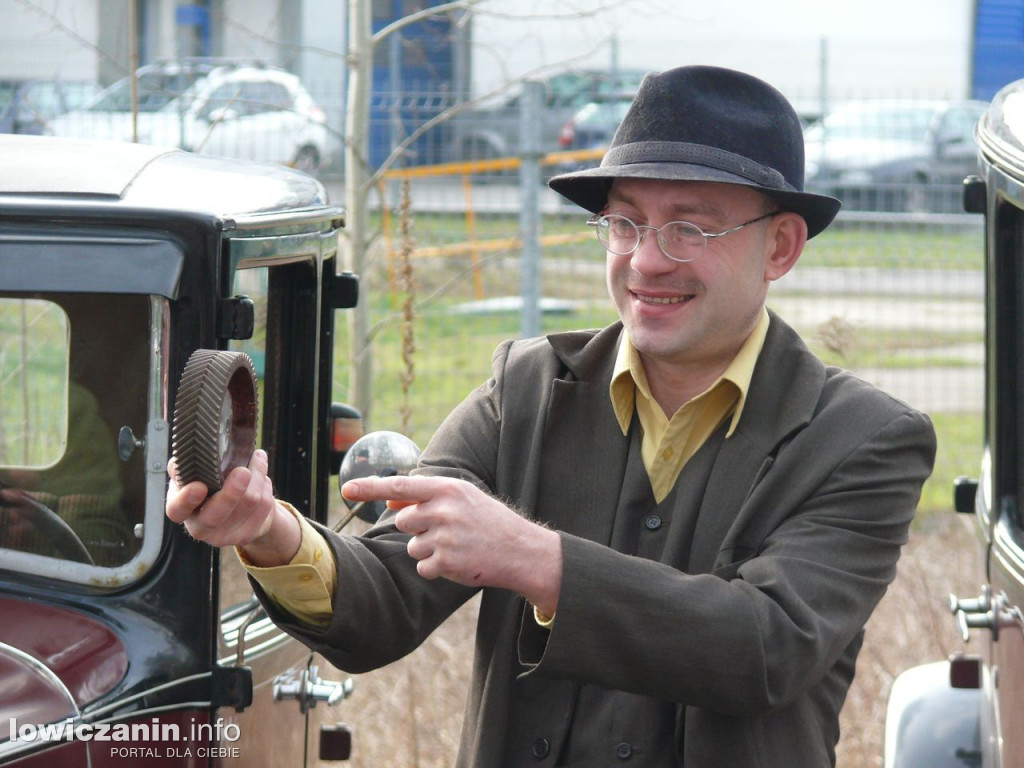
[606,193,725,220]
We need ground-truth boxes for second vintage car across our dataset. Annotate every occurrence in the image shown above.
[883,79,1024,768]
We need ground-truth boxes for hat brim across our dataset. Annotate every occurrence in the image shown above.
[548,162,842,239]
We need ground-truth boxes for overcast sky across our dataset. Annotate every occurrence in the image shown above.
[469,0,973,101]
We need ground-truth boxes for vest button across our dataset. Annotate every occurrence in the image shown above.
[645,515,662,530]
[531,738,550,759]
[616,741,633,759]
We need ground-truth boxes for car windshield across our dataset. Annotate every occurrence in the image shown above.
[575,98,633,127]
[806,104,938,142]
[87,71,207,113]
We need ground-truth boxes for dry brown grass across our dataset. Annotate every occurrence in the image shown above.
[315,512,982,767]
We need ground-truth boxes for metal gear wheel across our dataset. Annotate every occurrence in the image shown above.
[172,349,259,491]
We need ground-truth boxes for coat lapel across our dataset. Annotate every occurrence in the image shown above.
[688,312,826,573]
[532,325,629,547]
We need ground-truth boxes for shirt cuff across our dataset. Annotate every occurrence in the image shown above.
[238,503,337,629]
[533,604,556,629]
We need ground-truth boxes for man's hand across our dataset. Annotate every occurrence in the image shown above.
[165,449,301,566]
[342,475,562,617]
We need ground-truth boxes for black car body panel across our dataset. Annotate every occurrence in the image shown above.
[884,82,1024,768]
[0,134,355,766]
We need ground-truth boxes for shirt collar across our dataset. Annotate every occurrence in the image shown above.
[609,308,771,437]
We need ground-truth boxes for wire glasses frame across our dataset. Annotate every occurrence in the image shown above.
[587,211,779,263]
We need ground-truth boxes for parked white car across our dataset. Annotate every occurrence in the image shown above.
[48,60,332,175]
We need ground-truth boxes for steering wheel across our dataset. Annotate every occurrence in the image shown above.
[0,484,94,564]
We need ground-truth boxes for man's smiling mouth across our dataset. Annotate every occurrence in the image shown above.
[633,292,693,305]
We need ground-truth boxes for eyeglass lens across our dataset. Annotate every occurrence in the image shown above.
[595,214,706,259]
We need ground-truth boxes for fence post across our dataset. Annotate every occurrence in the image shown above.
[519,80,543,339]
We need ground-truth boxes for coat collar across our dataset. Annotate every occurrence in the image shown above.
[538,311,826,565]
[545,311,824,447]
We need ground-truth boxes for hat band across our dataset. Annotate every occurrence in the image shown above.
[601,141,796,192]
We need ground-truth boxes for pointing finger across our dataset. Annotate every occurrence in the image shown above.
[342,474,437,504]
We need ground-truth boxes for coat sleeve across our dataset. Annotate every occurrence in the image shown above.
[521,386,936,717]
[250,341,521,673]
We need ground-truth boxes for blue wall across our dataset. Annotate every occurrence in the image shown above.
[369,1,455,168]
[974,0,1024,99]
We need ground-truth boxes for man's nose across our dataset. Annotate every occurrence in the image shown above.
[630,229,675,274]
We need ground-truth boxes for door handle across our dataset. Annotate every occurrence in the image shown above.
[273,665,353,713]
[950,585,1023,642]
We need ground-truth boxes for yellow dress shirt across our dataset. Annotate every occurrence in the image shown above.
[610,308,769,502]
[244,310,770,628]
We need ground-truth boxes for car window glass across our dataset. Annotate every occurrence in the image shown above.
[940,107,983,144]
[0,294,149,570]
[545,73,589,107]
[0,298,69,468]
[202,82,246,118]
[257,82,292,113]
[807,104,936,142]
[0,84,16,112]
[235,82,273,116]
[19,83,63,121]
[90,71,203,113]
[63,81,102,111]
[218,266,270,611]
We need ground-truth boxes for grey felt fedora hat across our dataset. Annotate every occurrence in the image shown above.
[548,65,841,238]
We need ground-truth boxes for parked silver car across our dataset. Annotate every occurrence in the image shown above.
[804,99,988,213]
[48,59,332,175]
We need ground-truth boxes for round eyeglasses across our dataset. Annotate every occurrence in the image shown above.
[587,211,779,263]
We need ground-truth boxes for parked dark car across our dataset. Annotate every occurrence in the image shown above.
[0,79,101,134]
[804,99,988,212]
[882,81,1024,767]
[0,134,361,766]
[449,67,648,166]
[557,92,634,153]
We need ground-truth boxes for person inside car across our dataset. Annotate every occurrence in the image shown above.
[166,65,936,767]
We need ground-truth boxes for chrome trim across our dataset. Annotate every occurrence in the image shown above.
[0,640,78,711]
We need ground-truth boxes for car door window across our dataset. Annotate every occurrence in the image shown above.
[247,82,292,116]
[200,83,246,120]
[0,293,152,572]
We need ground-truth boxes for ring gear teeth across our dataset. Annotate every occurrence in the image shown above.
[172,349,259,492]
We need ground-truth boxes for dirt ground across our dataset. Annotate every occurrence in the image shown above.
[317,512,982,768]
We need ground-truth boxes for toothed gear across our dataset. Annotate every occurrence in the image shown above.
[172,349,259,491]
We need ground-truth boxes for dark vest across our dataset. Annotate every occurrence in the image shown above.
[503,419,728,767]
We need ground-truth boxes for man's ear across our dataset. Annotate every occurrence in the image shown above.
[764,212,808,281]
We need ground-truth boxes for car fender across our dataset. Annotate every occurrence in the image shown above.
[883,659,984,768]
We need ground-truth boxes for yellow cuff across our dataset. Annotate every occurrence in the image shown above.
[239,504,337,629]
[533,605,555,629]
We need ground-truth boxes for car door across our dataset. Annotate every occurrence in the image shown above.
[212,256,353,767]
[194,80,298,167]
[978,192,1024,768]
[217,548,315,766]
[210,261,314,766]
[985,514,1024,768]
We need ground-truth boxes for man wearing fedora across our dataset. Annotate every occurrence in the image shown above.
[168,65,936,766]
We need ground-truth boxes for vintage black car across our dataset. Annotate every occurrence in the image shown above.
[883,81,1024,767]
[0,134,362,765]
